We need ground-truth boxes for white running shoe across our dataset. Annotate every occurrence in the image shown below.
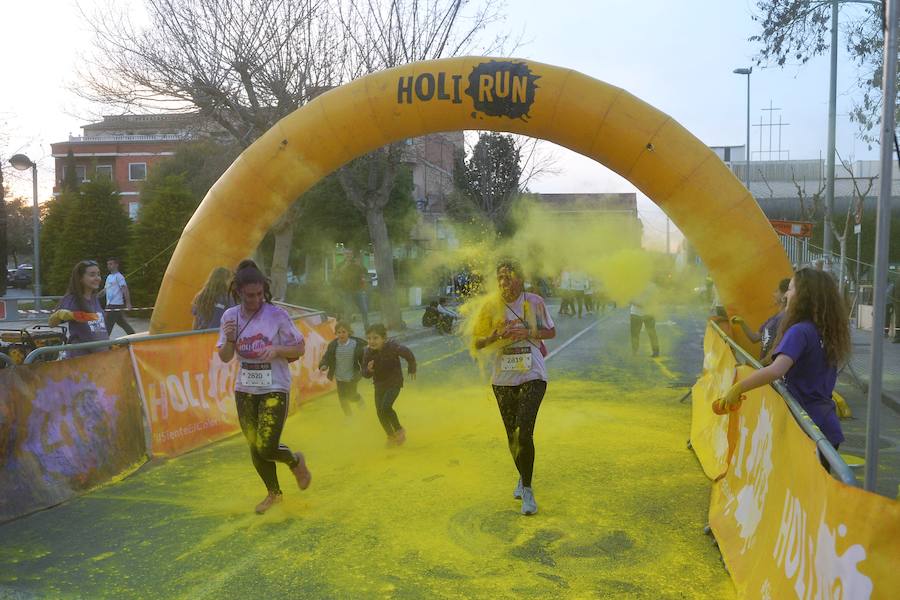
[513,478,524,500]
[521,487,537,515]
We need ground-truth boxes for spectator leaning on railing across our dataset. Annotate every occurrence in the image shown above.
[48,260,110,358]
[730,278,790,362]
[716,268,851,468]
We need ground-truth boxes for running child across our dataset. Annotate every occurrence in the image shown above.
[362,323,417,446]
[319,321,367,416]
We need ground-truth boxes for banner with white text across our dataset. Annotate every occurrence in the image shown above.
[693,324,900,599]
[130,316,335,457]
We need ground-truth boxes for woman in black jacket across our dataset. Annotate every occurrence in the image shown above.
[319,321,367,416]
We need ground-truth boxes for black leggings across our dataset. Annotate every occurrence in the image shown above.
[235,391,299,493]
[630,314,659,354]
[105,305,135,335]
[374,387,402,435]
[492,380,547,487]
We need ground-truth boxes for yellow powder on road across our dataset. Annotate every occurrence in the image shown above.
[0,352,735,598]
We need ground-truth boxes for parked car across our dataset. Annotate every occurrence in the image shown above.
[6,269,15,287]
[13,266,33,289]
[367,269,378,288]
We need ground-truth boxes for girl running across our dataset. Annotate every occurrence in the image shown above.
[718,268,850,460]
[217,263,312,514]
[474,259,556,515]
[319,321,367,416]
[362,323,417,446]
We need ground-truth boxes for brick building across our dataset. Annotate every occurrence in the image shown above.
[50,114,218,219]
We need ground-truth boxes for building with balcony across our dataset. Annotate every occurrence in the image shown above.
[50,114,222,219]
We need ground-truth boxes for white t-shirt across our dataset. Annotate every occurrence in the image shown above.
[569,272,588,291]
[105,272,127,305]
[482,293,555,386]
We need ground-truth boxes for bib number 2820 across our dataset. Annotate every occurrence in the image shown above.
[240,362,273,387]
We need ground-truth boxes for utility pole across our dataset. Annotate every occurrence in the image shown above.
[823,0,839,268]
[864,0,899,492]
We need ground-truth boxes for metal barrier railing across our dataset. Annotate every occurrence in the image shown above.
[709,319,858,487]
[22,309,327,365]
[0,352,16,368]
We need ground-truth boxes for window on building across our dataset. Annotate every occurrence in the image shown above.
[129,163,147,181]
[63,165,88,182]
[96,165,113,180]
[129,202,140,220]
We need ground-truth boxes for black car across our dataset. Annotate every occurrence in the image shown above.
[13,266,33,289]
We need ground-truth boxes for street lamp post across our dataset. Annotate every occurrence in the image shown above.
[864,0,899,492]
[733,68,752,191]
[823,0,882,269]
[8,154,41,310]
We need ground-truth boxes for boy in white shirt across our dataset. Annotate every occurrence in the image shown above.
[102,258,135,335]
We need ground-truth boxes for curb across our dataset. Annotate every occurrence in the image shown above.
[883,391,900,414]
[838,371,900,415]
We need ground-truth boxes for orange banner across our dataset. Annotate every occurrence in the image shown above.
[0,348,148,523]
[694,325,900,599]
[130,316,335,457]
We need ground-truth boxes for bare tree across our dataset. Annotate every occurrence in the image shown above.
[751,1,894,146]
[77,0,344,298]
[756,166,776,200]
[790,164,826,222]
[513,135,559,192]
[332,0,511,328]
[835,152,876,293]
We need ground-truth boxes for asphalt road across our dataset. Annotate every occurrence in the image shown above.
[0,306,734,599]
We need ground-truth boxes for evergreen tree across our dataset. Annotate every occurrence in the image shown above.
[62,149,81,193]
[448,132,523,236]
[47,179,130,294]
[41,192,76,293]
[127,173,199,306]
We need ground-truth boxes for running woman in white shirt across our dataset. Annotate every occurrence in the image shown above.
[474,259,556,515]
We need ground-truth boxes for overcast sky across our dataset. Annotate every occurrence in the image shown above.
[0,0,883,250]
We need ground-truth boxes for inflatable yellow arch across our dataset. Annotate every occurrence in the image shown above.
[151,56,791,336]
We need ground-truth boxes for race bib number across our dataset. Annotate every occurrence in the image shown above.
[240,362,273,388]
[501,347,533,372]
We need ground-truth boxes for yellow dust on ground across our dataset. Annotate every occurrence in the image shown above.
[0,322,733,599]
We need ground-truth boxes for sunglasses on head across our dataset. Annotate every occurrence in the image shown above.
[80,260,98,267]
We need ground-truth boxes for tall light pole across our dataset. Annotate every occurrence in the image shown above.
[823,0,840,267]
[8,154,41,309]
[823,0,881,268]
[864,0,899,492]
[733,68,752,191]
